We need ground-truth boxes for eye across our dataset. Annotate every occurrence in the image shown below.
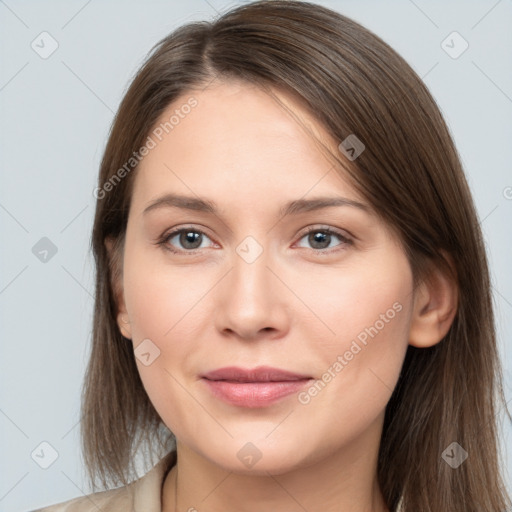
[156,225,353,255]
[295,226,352,253]
[157,227,215,254]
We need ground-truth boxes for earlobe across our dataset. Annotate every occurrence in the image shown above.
[116,311,132,340]
[408,254,458,348]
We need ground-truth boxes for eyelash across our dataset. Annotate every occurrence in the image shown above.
[155,225,353,256]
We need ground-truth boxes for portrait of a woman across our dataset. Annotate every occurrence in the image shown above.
[32,1,511,511]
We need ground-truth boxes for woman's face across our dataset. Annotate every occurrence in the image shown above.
[116,79,414,474]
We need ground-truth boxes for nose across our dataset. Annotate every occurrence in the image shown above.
[214,244,290,342]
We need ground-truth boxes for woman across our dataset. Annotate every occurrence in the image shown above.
[34,1,511,511]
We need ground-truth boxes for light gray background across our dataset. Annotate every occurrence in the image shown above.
[1,0,511,510]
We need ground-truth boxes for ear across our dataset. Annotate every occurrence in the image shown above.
[409,252,458,348]
[105,235,132,340]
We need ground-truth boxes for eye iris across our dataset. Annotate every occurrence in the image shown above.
[309,231,330,249]
[180,231,202,249]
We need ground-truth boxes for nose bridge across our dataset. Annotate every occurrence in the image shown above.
[231,235,274,307]
[215,234,287,338]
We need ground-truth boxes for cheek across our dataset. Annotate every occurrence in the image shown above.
[328,272,410,359]
[121,256,208,437]
[293,248,411,376]
[123,248,206,342]
[293,251,412,356]
[121,244,215,395]
[295,257,413,424]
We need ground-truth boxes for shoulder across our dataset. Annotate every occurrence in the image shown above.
[31,450,177,512]
[32,485,131,512]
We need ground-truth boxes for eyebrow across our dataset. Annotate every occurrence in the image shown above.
[142,193,370,218]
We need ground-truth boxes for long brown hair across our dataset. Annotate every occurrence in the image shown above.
[82,1,511,510]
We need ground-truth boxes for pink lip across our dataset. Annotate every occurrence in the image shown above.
[201,366,313,408]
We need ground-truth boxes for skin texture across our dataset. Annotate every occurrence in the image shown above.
[111,79,458,512]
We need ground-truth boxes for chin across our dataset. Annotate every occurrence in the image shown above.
[202,437,315,476]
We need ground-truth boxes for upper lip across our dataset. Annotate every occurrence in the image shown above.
[201,366,312,382]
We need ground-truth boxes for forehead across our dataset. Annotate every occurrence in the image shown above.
[131,80,363,213]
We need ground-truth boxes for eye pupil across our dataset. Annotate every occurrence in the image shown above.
[309,231,330,249]
[181,231,202,249]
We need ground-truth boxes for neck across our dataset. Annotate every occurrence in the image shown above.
[162,414,389,512]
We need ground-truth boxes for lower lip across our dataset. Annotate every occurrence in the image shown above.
[202,378,312,408]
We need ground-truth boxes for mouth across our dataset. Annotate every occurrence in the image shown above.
[201,366,313,408]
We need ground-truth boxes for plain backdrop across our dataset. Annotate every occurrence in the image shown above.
[1,0,511,510]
